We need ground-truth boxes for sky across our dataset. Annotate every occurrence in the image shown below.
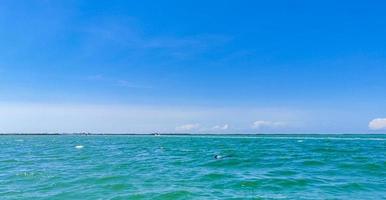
[1,0,386,133]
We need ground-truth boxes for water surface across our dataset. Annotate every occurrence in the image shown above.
[1,134,385,199]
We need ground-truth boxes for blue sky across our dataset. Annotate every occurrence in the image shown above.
[1,0,386,133]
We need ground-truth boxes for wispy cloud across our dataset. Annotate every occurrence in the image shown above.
[175,123,230,132]
[80,17,231,60]
[86,74,152,89]
[115,80,152,89]
[252,120,286,130]
[369,118,386,130]
[175,123,200,132]
[212,124,229,130]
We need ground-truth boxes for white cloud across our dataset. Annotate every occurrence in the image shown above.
[369,118,386,130]
[175,124,200,132]
[252,120,285,129]
[212,124,229,130]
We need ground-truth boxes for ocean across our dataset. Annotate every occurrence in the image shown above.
[1,134,385,199]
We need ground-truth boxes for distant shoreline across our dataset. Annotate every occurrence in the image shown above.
[0,133,384,135]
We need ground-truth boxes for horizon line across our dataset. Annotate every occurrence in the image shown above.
[0,133,385,135]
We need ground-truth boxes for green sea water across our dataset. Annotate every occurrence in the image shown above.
[1,134,385,200]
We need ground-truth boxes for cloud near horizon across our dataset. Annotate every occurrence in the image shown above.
[175,124,200,132]
[369,118,386,130]
[212,124,229,130]
[252,120,286,130]
[0,103,306,133]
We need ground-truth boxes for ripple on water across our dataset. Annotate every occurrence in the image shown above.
[266,170,298,177]
[301,160,326,167]
[155,190,194,199]
[201,173,235,181]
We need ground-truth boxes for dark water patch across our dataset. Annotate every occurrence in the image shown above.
[233,180,264,190]
[268,178,311,188]
[154,190,193,200]
[201,158,245,168]
[201,173,235,181]
[95,175,128,184]
[361,163,383,171]
[103,183,132,191]
[301,160,326,167]
[266,170,298,177]
[340,182,367,191]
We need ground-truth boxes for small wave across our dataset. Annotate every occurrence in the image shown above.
[155,191,193,199]
[75,145,84,149]
[17,171,36,177]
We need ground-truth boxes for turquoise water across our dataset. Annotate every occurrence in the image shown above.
[1,135,386,200]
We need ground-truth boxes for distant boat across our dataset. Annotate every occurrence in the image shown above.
[153,133,161,136]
